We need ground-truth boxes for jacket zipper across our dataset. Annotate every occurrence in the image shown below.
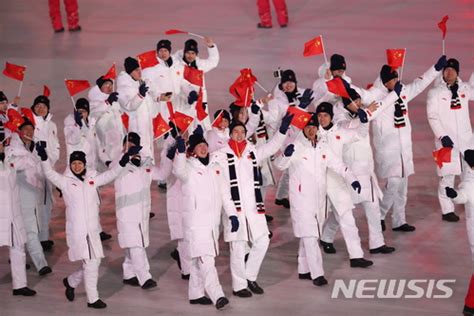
[43,180,47,204]
[11,222,14,247]
[34,208,40,232]
[86,235,92,259]
[370,177,374,202]
[139,223,145,247]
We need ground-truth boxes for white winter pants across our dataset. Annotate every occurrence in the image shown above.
[438,175,456,215]
[321,200,385,250]
[230,235,270,291]
[189,256,225,303]
[465,204,474,262]
[38,181,53,242]
[297,237,324,279]
[275,169,289,200]
[122,247,152,286]
[177,238,191,275]
[380,176,408,228]
[321,209,364,259]
[25,219,48,272]
[67,258,101,304]
[7,242,27,290]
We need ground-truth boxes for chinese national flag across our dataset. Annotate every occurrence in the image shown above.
[212,110,226,128]
[5,108,24,132]
[137,50,159,69]
[238,68,257,86]
[3,62,26,81]
[432,147,452,168]
[166,101,175,122]
[172,111,194,133]
[20,108,36,126]
[153,113,172,139]
[121,113,129,131]
[165,29,188,35]
[43,85,51,97]
[229,69,256,107]
[184,66,204,87]
[386,49,405,70]
[326,77,350,99]
[195,89,208,121]
[287,106,312,130]
[303,35,324,57]
[103,64,117,80]
[65,80,91,96]
[437,15,449,39]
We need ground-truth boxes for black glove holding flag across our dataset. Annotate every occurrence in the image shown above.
[434,55,448,71]
[250,100,260,114]
[138,82,149,97]
[188,90,198,104]
[176,136,186,153]
[166,145,178,160]
[107,92,119,104]
[284,144,295,157]
[279,113,294,135]
[298,89,314,109]
[441,136,454,148]
[35,142,48,161]
[394,81,403,96]
[357,109,368,123]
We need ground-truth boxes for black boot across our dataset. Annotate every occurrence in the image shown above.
[87,299,107,309]
[100,231,112,241]
[41,240,54,251]
[215,297,229,310]
[181,274,190,280]
[313,276,328,286]
[392,223,416,232]
[247,280,264,294]
[38,266,52,276]
[189,296,212,305]
[170,248,182,270]
[257,23,272,29]
[232,289,252,298]
[381,220,386,232]
[275,198,290,208]
[123,277,140,287]
[442,212,460,222]
[63,277,75,301]
[265,214,274,222]
[299,273,311,280]
[350,258,374,268]
[320,240,336,254]
[369,245,396,254]
[150,212,156,219]
[12,287,36,296]
[141,279,157,289]
[464,304,474,315]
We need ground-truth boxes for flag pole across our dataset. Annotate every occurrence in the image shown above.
[70,96,77,110]
[399,48,407,83]
[442,39,445,55]
[255,81,268,94]
[320,35,329,65]
[244,86,249,107]
[188,32,204,39]
[17,81,23,97]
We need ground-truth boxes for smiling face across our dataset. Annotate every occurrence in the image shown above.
[184,51,197,63]
[281,81,296,93]
[19,124,34,142]
[193,142,208,158]
[317,112,332,128]
[230,125,246,142]
[158,48,170,61]
[70,160,85,175]
[443,67,458,85]
[303,125,318,141]
[218,118,229,131]
[130,68,142,81]
[33,103,48,118]
[100,81,113,94]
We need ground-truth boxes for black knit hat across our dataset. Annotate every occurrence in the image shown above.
[306,112,319,127]
[96,76,113,89]
[214,109,231,122]
[69,151,87,165]
[123,132,141,147]
[0,91,7,102]
[316,102,334,119]
[380,65,399,85]
[330,54,346,71]
[342,88,361,107]
[280,69,297,84]
[188,133,208,152]
[32,95,50,111]
[184,39,199,54]
[19,118,34,130]
[124,57,140,74]
[157,39,172,52]
[465,149,474,168]
[75,98,90,113]
[444,58,460,74]
[229,121,247,135]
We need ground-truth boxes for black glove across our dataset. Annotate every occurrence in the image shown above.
[251,100,260,114]
[119,153,130,167]
[176,136,186,153]
[445,187,457,199]
[434,55,448,71]
[169,121,178,139]
[188,90,199,104]
[105,160,112,167]
[166,145,178,160]
[357,108,368,123]
[107,92,119,104]
[279,113,294,134]
[202,102,207,111]
[74,110,83,127]
[193,125,204,135]
[351,181,361,194]
[441,136,454,148]
[229,215,239,232]
[298,89,314,109]
[394,81,403,96]
[35,142,48,161]
[139,82,149,97]
[127,145,143,156]
[284,144,295,157]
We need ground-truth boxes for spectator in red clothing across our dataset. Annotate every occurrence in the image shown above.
[256,0,288,28]
[48,0,81,33]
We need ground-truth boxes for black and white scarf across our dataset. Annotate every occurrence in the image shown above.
[449,83,461,110]
[393,97,407,128]
[255,111,268,140]
[226,152,265,214]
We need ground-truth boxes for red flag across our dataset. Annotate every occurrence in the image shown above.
[121,113,129,131]
[432,147,452,168]
[386,49,406,69]
[43,85,51,97]
[103,64,117,80]
[20,108,35,126]
[239,68,257,86]
[326,77,350,99]
[229,69,257,107]
[65,80,91,96]
[137,50,159,69]
[437,15,449,39]
[164,29,188,35]
[211,110,227,128]
[173,111,194,133]
[166,101,175,122]
[5,108,24,132]
[184,66,204,87]
[286,106,312,130]
[3,62,26,81]
[303,36,324,57]
[153,113,172,139]
[195,89,208,121]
